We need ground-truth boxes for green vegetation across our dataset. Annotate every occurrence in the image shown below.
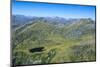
[12,17,96,65]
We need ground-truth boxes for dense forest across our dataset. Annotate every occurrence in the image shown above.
[12,15,96,65]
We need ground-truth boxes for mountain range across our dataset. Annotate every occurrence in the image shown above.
[12,15,96,65]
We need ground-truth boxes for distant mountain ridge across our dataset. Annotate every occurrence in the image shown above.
[12,15,95,29]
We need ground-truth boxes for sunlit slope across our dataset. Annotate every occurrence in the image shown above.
[12,18,96,65]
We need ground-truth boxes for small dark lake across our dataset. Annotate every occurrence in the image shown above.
[29,47,44,53]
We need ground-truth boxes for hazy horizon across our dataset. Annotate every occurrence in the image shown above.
[12,14,95,21]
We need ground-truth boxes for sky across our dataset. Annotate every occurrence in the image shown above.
[12,1,96,20]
